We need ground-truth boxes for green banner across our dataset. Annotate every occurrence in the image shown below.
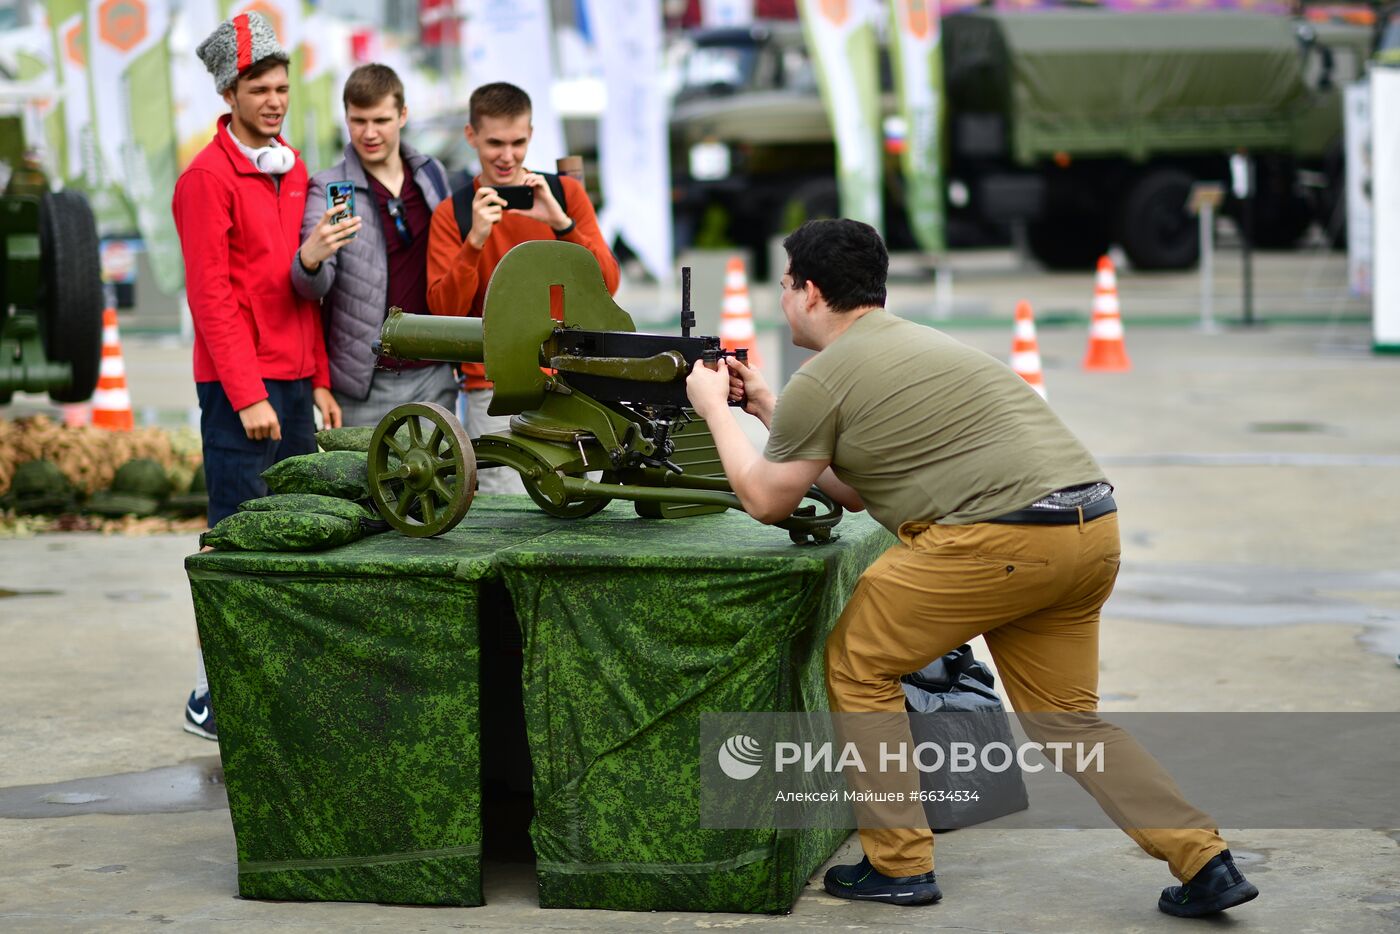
[125,40,185,294]
[889,0,946,254]
[46,0,84,188]
[798,0,883,232]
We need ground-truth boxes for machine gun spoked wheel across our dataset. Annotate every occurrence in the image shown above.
[365,241,844,546]
[368,402,476,537]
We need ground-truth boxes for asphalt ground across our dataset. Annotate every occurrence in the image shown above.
[2,245,1398,932]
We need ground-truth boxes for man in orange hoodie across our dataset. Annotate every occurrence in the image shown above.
[426,82,619,493]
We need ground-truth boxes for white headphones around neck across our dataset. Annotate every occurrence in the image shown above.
[252,142,295,175]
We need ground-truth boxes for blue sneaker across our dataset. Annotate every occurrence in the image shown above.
[823,855,942,906]
[183,690,218,741]
[1158,849,1258,917]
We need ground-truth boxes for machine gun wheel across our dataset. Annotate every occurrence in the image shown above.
[521,471,613,519]
[368,402,476,537]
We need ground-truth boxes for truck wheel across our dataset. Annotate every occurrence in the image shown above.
[38,190,104,403]
[1241,159,1313,250]
[1026,217,1110,270]
[1119,168,1198,270]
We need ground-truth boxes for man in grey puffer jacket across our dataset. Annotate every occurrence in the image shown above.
[292,63,455,427]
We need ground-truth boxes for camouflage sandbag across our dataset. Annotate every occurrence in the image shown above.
[165,493,210,517]
[317,425,414,454]
[85,491,162,517]
[166,464,209,517]
[262,451,371,500]
[200,510,368,552]
[316,427,375,453]
[111,458,173,498]
[6,459,78,515]
[238,493,374,523]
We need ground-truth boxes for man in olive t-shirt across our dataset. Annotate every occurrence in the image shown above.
[685,219,1255,919]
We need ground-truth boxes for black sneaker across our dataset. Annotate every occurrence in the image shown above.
[183,690,218,741]
[1158,849,1258,917]
[823,855,942,906]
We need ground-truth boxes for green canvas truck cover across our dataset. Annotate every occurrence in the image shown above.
[944,11,1314,163]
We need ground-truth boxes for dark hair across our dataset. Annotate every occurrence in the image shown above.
[782,219,888,313]
[469,82,532,128]
[235,54,289,90]
[343,63,405,112]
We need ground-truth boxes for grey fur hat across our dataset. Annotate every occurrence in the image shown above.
[196,11,288,93]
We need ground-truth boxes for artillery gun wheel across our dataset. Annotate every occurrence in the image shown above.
[521,471,613,519]
[38,190,103,403]
[368,402,476,537]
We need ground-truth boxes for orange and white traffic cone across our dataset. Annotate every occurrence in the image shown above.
[1082,255,1131,372]
[719,256,762,370]
[1011,300,1047,399]
[91,307,134,431]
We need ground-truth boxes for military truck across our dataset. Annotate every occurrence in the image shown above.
[669,12,1371,272]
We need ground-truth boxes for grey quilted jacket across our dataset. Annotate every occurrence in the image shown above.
[291,143,451,401]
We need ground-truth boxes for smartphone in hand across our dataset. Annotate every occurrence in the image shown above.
[326,181,356,238]
[493,185,534,211]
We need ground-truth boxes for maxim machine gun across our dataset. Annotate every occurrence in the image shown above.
[366,240,842,544]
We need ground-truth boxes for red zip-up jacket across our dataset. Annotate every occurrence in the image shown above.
[173,115,330,412]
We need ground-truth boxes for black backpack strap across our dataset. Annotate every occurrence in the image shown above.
[543,172,568,213]
[452,184,474,243]
[452,173,569,242]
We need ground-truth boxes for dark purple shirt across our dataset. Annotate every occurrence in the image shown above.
[368,165,434,368]
[367,165,432,313]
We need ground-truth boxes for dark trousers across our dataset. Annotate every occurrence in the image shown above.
[197,379,317,525]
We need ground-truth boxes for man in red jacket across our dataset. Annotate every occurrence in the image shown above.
[426,81,619,493]
[173,11,347,741]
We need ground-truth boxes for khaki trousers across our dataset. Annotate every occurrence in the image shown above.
[825,513,1227,881]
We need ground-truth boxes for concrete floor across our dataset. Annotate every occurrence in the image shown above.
[2,248,1398,932]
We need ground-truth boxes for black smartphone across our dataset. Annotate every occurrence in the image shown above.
[326,180,356,237]
[493,185,534,211]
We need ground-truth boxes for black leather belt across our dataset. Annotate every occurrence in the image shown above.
[986,495,1117,525]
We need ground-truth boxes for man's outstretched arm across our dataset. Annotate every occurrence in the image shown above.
[687,359,830,524]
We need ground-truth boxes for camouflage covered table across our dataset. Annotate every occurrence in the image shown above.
[495,506,893,913]
[186,498,564,906]
[187,496,893,912]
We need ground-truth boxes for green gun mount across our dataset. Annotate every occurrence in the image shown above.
[0,192,104,406]
[367,240,842,544]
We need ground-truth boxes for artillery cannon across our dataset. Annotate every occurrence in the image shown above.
[366,240,841,544]
[0,191,104,406]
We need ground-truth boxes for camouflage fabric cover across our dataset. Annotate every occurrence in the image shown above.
[185,497,893,911]
[262,451,372,500]
[495,506,894,913]
[238,493,375,523]
[184,500,571,906]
